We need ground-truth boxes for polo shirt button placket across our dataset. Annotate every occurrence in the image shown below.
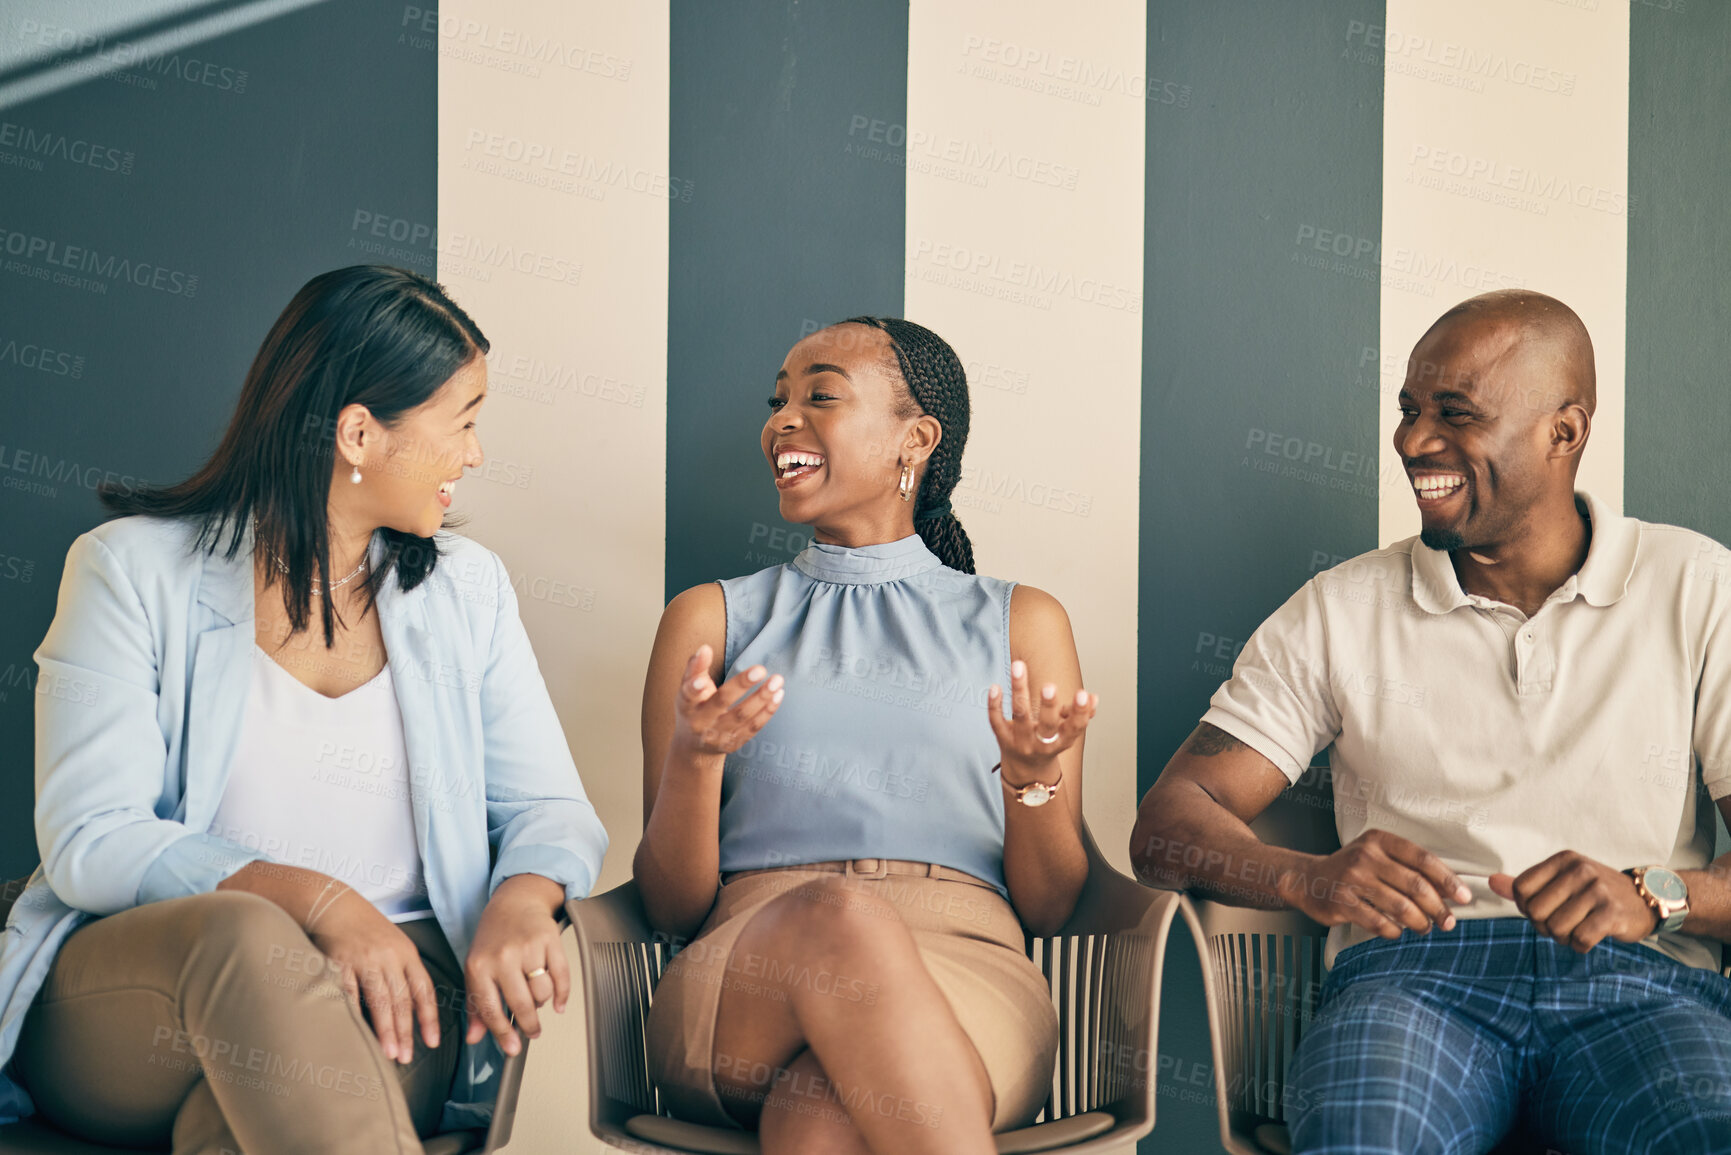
[1516,623,1554,694]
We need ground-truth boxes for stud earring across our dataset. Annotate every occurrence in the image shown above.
[898,463,915,501]
[350,464,363,484]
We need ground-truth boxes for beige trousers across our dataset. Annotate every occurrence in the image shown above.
[12,890,468,1155]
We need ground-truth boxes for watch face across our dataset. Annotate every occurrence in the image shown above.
[1022,783,1053,807]
[1645,868,1688,905]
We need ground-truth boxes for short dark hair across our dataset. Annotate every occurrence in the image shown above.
[99,265,488,645]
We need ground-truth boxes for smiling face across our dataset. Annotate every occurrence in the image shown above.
[760,324,940,537]
[340,354,487,539]
[1394,313,1579,552]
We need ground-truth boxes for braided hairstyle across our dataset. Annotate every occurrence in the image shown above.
[839,316,976,574]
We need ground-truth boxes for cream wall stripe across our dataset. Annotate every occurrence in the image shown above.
[905,0,1145,870]
[1378,0,1629,544]
[439,0,669,894]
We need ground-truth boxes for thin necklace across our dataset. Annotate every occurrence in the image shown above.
[254,520,369,595]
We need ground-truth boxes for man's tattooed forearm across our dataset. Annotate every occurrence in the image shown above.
[1183,724,1246,757]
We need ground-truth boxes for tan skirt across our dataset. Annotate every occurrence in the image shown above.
[643,860,1058,1133]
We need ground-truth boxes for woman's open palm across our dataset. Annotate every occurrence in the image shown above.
[671,643,784,756]
[987,658,1098,767]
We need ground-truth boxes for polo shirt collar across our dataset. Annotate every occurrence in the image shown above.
[1409,490,1638,615]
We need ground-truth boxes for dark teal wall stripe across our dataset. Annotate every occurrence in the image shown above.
[1139,0,1385,780]
[0,1,436,878]
[666,0,907,601]
[1627,3,1731,860]
[1626,3,1731,547]
[1137,3,1384,1147]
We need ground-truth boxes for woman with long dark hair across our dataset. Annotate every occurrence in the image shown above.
[0,265,607,1151]
[637,317,1097,1154]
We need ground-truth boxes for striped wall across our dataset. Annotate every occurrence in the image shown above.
[0,0,439,878]
[1137,5,1384,1146]
[905,0,1146,874]
[435,4,669,1143]
[1,1,1726,1153]
[5,5,1714,897]
[1139,0,1384,812]
[1627,2,1731,547]
[4,2,1719,1153]
[436,0,670,901]
[665,0,907,601]
[427,3,1724,864]
[426,4,1729,1150]
[1378,0,1629,544]
[1625,2,1731,870]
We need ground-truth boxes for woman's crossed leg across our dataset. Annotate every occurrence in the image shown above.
[708,875,996,1155]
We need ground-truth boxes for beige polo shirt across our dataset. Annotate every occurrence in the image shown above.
[1204,492,1731,970]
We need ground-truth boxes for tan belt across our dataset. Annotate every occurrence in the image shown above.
[721,857,999,891]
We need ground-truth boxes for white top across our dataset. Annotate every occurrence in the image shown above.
[1205,492,1730,970]
[209,644,433,922]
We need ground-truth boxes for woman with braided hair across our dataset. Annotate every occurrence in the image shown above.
[635,317,1098,1153]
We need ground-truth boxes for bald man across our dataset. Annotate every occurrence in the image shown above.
[1133,290,1731,1155]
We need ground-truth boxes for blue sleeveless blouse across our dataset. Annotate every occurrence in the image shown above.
[716,534,1016,893]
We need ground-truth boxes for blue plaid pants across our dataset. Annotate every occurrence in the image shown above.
[1288,918,1731,1155]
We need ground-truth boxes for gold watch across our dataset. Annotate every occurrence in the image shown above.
[1624,865,1690,934]
[992,762,1062,807]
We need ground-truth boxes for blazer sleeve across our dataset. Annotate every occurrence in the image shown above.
[478,549,609,902]
[34,532,267,915]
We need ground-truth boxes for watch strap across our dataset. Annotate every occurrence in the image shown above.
[991,762,1063,805]
[1625,866,1689,935]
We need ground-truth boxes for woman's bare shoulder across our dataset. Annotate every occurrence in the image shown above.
[661,581,725,632]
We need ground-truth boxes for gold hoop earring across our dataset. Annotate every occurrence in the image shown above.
[898,463,915,502]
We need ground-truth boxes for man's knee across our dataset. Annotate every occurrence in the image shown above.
[1288,984,1510,1155]
[1627,1056,1731,1154]
[1303,982,1448,1053]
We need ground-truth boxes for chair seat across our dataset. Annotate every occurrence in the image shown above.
[1252,1122,1292,1154]
[994,1112,1117,1153]
[422,1131,486,1155]
[624,1110,1117,1154]
[0,1118,485,1155]
[624,1116,758,1154]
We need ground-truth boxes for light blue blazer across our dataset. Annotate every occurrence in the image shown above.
[0,514,609,1129]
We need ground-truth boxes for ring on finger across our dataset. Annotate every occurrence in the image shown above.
[525,966,548,980]
[1036,731,1060,745]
